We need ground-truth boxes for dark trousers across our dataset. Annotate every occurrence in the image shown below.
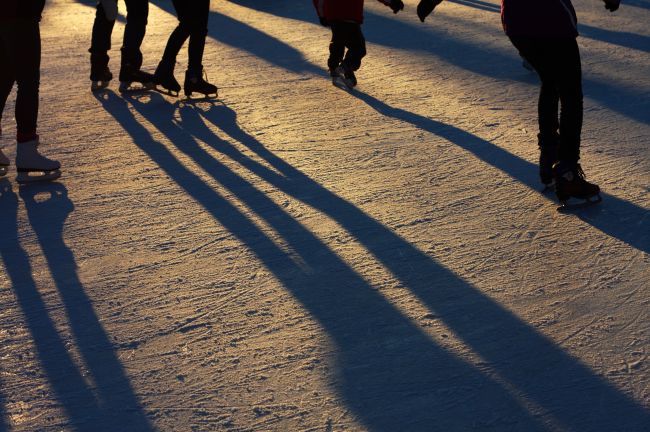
[510,36,583,164]
[0,20,41,138]
[328,22,366,72]
[89,0,149,69]
[159,0,209,74]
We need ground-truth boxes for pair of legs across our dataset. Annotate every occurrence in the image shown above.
[328,21,367,83]
[0,20,60,181]
[89,0,150,84]
[155,0,216,97]
[510,36,598,201]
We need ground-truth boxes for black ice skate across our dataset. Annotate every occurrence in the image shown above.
[118,65,155,93]
[332,64,357,90]
[90,53,113,91]
[154,61,181,97]
[0,147,9,177]
[184,69,218,99]
[552,161,601,210]
[15,139,61,184]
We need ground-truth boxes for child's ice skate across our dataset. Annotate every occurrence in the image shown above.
[332,64,357,90]
[90,53,113,91]
[154,61,181,97]
[0,147,9,177]
[119,63,155,93]
[552,161,601,210]
[15,139,61,184]
[184,68,218,99]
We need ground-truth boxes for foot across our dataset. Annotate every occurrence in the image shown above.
[0,147,9,177]
[184,69,218,98]
[15,139,61,183]
[90,53,113,91]
[154,62,181,96]
[333,64,357,89]
[552,161,600,204]
[119,65,155,92]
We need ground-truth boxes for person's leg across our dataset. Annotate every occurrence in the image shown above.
[121,0,149,71]
[0,27,17,137]
[328,22,346,73]
[89,0,116,75]
[186,0,210,75]
[9,21,41,142]
[510,36,560,184]
[341,23,366,72]
[554,38,583,165]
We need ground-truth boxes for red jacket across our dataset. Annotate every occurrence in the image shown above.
[501,0,578,38]
[313,0,393,24]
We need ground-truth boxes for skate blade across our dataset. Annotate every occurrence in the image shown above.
[16,169,61,184]
[155,85,180,97]
[183,90,219,101]
[91,80,110,92]
[557,194,602,212]
[119,81,155,93]
[0,166,7,177]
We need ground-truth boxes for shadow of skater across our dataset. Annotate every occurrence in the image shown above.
[184,100,650,430]
[0,182,153,431]
[96,91,550,431]
[0,180,11,432]
[357,91,649,254]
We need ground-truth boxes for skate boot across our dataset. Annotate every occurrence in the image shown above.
[0,147,9,177]
[333,63,357,89]
[119,62,155,93]
[90,53,113,91]
[15,139,61,183]
[154,61,181,96]
[538,134,559,187]
[552,161,601,208]
[184,68,218,99]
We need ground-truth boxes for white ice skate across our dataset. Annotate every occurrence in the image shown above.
[0,147,9,177]
[15,139,61,183]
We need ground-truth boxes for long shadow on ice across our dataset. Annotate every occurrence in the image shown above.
[99,91,650,430]
[0,182,152,431]
[97,91,547,431]
[353,91,650,255]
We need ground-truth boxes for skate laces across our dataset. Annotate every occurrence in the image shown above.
[575,164,587,180]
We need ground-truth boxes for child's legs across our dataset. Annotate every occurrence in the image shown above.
[341,23,366,72]
[328,23,346,71]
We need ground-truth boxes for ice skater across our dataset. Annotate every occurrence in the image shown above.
[313,0,405,89]
[89,0,154,92]
[154,0,217,98]
[500,0,621,206]
[0,0,61,183]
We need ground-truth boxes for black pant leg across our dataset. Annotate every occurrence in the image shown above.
[89,2,115,55]
[186,0,209,74]
[0,30,17,129]
[328,23,346,71]
[555,39,583,164]
[122,0,149,69]
[341,23,366,72]
[0,21,40,137]
[510,37,582,163]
